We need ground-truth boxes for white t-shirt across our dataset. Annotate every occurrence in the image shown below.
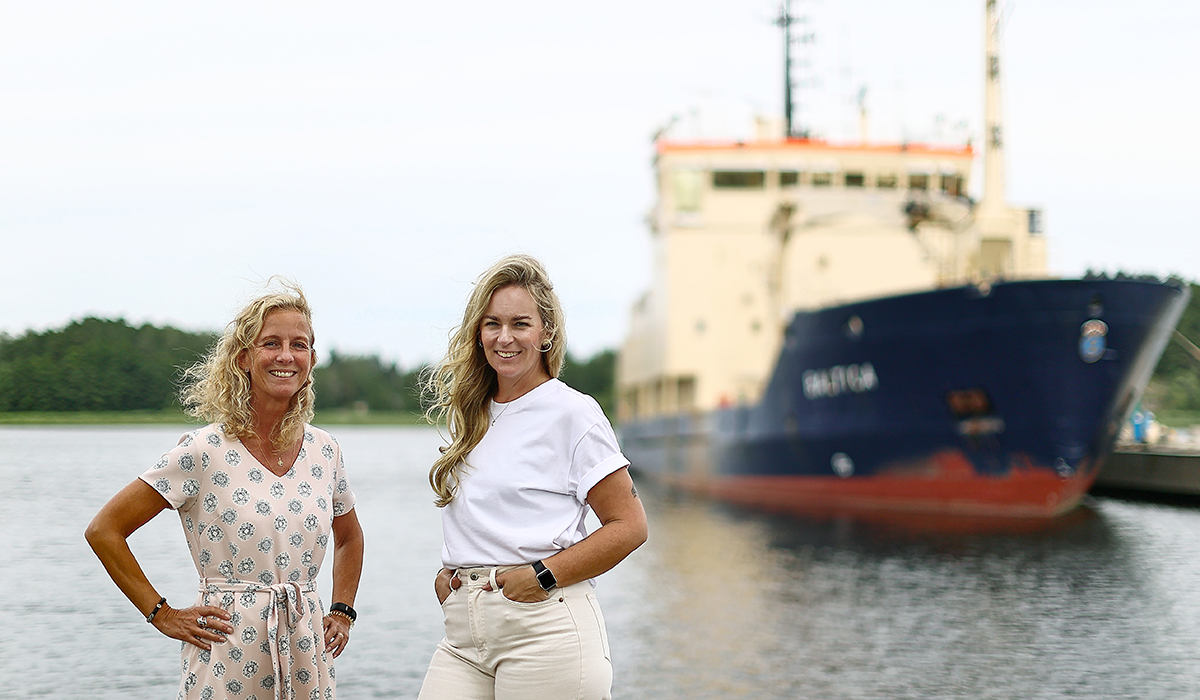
[440,378,630,569]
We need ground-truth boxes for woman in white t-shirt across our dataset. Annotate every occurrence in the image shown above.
[417,254,648,700]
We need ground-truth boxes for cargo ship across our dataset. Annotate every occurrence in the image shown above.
[615,1,1189,517]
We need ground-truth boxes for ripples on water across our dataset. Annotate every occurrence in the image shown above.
[3,425,1200,699]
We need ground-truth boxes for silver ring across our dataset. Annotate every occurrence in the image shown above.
[197,616,207,628]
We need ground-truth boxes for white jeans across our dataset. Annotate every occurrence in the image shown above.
[417,566,613,700]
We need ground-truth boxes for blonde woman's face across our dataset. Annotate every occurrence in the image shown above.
[238,310,314,409]
[479,285,550,397]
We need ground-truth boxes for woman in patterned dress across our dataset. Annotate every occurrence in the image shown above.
[86,279,364,700]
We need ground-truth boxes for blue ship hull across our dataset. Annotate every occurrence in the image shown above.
[619,278,1190,517]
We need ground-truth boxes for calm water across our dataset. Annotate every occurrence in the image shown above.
[3,425,1200,699]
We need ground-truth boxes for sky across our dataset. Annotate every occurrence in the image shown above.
[2,0,1197,368]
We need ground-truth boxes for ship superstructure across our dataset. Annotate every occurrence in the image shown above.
[618,135,1046,421]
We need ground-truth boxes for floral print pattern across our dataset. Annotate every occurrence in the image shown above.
[141,424,355,700]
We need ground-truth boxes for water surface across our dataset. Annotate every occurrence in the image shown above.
[3,425,1198,699]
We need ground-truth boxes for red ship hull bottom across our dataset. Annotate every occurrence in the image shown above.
[653,449,1100,520]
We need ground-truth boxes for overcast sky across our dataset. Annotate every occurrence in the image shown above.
[3,0,1196,367]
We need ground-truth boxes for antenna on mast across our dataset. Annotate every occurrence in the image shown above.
[774,0,812,139]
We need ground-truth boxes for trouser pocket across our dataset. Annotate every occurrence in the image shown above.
[440,587,472,650]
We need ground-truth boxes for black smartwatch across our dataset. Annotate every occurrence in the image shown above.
[532,560,557,592]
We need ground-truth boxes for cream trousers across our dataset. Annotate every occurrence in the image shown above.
[417,566,613,700]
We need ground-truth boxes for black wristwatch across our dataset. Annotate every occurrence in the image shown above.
[532,560,557,592]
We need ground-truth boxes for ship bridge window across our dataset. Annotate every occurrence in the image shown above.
[844,172,865,188]
[1028,208,1043,234]
[673,169,703,212]
[713,171,766,189]
[876,173,899,188]
[980,239,1012,277]
[908,174,929,190]
[940,174,964,196]
[779,170,800,187]
[678,376,696,411]
[811,172,833,187]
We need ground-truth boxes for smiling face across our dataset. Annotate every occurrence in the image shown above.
[479,284,552,401]
[238,309,314,412]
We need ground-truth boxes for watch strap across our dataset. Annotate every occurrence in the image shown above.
[330,602,357,622]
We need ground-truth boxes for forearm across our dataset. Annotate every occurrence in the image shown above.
[545,468,648,588]
[494,515,646,602]
[85,524,164,617]
[87,479,234,649]
[85,479,172,617]
[490,468,648,602]
[329,511,364,607]
[542,516,647,588]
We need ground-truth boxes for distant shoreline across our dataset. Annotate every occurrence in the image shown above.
[0,409,427,426]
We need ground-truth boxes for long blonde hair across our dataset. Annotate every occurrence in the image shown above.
[423,254,566,506]
[179,277,317,450]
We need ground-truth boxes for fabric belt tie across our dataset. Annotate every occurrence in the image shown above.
[199,578,317,700]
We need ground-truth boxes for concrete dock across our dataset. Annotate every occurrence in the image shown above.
[1095,444,1200,496]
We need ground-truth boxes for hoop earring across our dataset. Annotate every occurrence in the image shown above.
[539,339,553,353]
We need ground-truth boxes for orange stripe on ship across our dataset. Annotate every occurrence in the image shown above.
[658,449,1100,520]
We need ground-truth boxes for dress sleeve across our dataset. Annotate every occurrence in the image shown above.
[138,429,205,511]
[329,436,357,517]
[569,419,631,505]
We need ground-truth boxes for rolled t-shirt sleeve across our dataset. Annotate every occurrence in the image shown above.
[570,421,631,504]
[138,430,204,511]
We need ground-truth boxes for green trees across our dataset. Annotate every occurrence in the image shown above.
[0,318,215,411]
[309,349,619,416]
[1143,283,1200,413]
[313,352,423,413]
[563,349,615,416]
[0,318,618,417]
[0,319,428,415]
[4,300,1198,420]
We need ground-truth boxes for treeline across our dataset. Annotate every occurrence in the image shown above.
[316,352,424,413]
[1143,282,1200,412]
[0,317,617,416]
[315,350,615,415]
[0,318,215,411]
[17,290,1195,418]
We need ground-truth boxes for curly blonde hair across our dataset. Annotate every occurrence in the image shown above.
[423,254,566,506]
[179,277,317,450]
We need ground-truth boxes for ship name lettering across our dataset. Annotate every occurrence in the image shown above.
[803,363,878,399]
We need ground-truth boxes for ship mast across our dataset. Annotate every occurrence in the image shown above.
[979,0,1006,213]
[774,0,810,139]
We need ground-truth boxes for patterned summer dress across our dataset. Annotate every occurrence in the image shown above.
[140,423,356,700]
